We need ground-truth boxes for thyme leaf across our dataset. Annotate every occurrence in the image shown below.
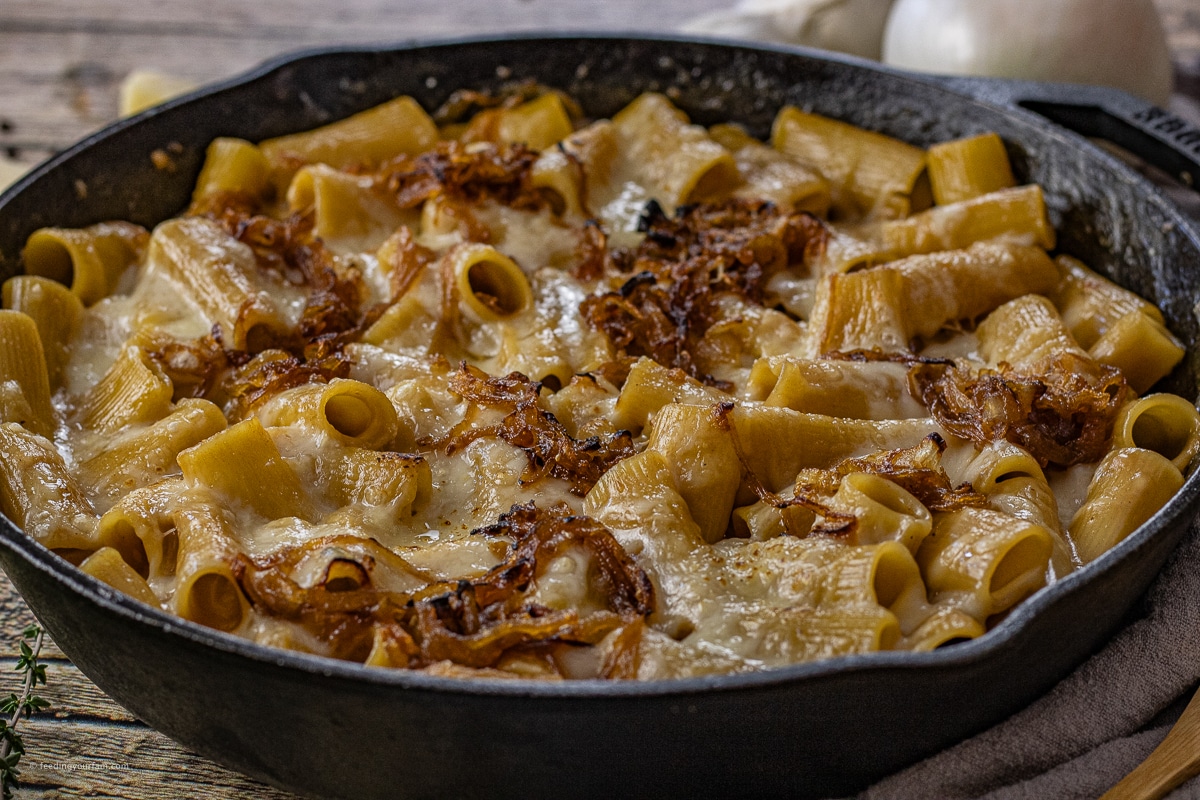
[0,624,48,799]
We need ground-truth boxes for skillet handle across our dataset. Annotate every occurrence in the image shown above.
[927,75,1200,192]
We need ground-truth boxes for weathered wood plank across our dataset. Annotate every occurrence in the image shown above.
[15,718,303,799]
[0,0,726,158]
[0,0,714,34]
[0,576,67,662]
[0,658,138,725]
[0,30,287,156]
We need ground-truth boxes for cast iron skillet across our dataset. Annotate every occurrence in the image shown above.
[2,34,1200,800]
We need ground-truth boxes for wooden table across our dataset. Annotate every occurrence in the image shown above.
[1,2,1199,798]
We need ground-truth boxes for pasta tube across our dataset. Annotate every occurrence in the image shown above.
[919,507,1053,620]
[962,441,1076,577]
[362,294,438,352]
[731,496,816,541]
[585,450,707,567]
[172,487,250,632]
[610,357,728,433]
[286,163,414,251]
[881,185,1054,257]
[753,605,901,662]
[1088,310,1184,394]
[1111,394,1200,472]
[896,243,1059,340]
[496,93,574,150]
[901,605,985,651]
[809,243,1058,354]
[611,93,739,207]
[2,275,83,389]
[529,148,586,217]
[0,310,54,438]
[76,345,173,433]
[178,417,313,522]
[926,132,1016,205]
[99,479,183,580]
[444,243,533,323]
[0,422,99,551]
[731,405,942,492]
[646,403,742,544]
[22,221,147,306]
[1052,254,1164,349]
[191,137,271,205]
[77,398,228,509]
[825,472,933,553]
[814,541,923,609]
[977,294,1088,369]
[810,267,908,354]
[1069,448,1184,563]
[559,119,620,218]
[79,546,160,607]
[748,356,928,420]
[257,378,400,451]
[709,123,830,214]
[259,95,438,170]
[771,106,927,219]
[324,449,433,521]
[147,217,294,351]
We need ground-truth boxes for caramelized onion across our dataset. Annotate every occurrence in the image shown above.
[474,502,655,618]
[721,401,985,539]
[598,618,646,680]
[581,199,827,388]
[443,363,635,496]
[145,201,379,413]
[373,140,550,212]
[235,504,652,673]
[221,348,351,419]
[910,354,1130,468]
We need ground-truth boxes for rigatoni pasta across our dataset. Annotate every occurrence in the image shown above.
[1,86,1195,682]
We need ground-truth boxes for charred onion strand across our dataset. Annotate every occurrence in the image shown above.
[442,363,636,495]
[910,354,1130,468]
[474,502,656,618]
[371,140,551,212]
[581,199,827,388]
[222,348,352,419]
[234,504,652,672]
[715,397,983,538]
[825,349,955,366]
[146,201,380,414]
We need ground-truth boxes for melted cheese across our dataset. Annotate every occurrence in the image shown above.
[22,91,1187,681]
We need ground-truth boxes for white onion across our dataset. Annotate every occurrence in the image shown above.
[882,0,1174,105]
[681,0,896,60]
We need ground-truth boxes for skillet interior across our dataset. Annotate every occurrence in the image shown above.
[0,35,1199,799]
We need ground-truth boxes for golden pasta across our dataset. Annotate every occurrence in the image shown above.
[21,221,146,306]
[191,137,272,205]
[1,275,83,389]
[1,87,1194,681]
[926,132,1016,205]
[772,105,928,219]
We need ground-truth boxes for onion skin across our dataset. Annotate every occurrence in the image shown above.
[882,0,1174,106]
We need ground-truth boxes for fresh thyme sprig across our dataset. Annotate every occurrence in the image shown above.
[0,624,49,799]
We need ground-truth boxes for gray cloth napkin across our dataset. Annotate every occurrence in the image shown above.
[844,516,1200,799]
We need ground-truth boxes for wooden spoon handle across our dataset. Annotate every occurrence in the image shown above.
[1101,687,1200,800]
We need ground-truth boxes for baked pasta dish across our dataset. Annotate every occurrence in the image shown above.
[1,85,1196,680]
